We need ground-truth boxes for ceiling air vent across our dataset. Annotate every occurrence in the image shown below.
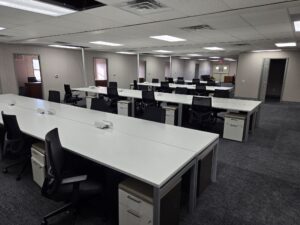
[118,0,170,15]
[181,24,214,31]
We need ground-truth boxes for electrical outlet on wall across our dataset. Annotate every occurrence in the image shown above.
[55,74,59,78]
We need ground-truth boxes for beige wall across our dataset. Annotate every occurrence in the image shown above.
[139,55,168,82]
[236,51,300,102]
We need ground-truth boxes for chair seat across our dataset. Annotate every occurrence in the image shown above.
[53,179,103,202]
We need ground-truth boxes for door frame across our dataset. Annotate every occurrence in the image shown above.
[93,57,108,87]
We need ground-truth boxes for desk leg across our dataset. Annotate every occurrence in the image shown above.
[178,104,183,126]
[255,106,261,128]
[244,113,251,142]
[211,142,219,183]
[189,159,198,212]
[131,98,135,117]
[153,188,161,225]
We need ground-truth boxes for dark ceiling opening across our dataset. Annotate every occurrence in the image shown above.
[37,0,106,11]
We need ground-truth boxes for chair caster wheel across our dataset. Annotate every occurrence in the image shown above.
[2,168,8,174]
[41,220,48,225]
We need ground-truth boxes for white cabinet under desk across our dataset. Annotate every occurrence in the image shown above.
[223,113,246,142]
[31,142,46,188]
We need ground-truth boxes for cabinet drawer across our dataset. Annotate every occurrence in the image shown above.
[31,148,45,165]
[119,204,153,225]
[119,189,153,218]
[31,157,46,187]
[225,117,245,127]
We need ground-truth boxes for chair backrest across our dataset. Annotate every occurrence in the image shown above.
[192,78,200,84]
[177,77,184,80]
[175,87,188,95]
[91,98,112,113]
[48,90,60,103]
[107,87,119,98]
[152,78,159,83]
[192,97,212,111]
[1,111,22,140]
[28,77,37,82]
[201,75,211,81]
[214,89,230,98]
[142,106,165,123]
[19,86,27,96]
[142,90,155,103]
[108,81,118,88]
[64,84,72,95]
[139,78,145,83]
[206,80,216,86]
[133,80,138,90]
[161,81,169,88]
[176,80,185,84]
[139,85,149,91]
[168,77,174,83]
[42,128,64,197]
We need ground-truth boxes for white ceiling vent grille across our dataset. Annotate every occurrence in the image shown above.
[118,0,170,15]
[181,25,214,31]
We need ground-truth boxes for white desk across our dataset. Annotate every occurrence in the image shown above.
[73,87,261,141]
[0,94,219,225]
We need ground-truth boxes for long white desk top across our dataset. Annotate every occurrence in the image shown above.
[73,87,261,113]
[0,94,219,187]
[138,82,233,91]
[0,94,219,153]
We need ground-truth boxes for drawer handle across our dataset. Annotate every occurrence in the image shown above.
[127,210,140,218]
[127,195,141,203]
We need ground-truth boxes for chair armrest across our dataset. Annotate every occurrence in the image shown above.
[61,175,87,184]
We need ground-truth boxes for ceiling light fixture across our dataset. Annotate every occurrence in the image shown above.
[90,41,123,46]
[154,55,170,58]
[209,56,220,59]
[150,35,186,42]
[49,45,80,49]
[204,47,224,51]
[0,27,6,31]
[197,59,207,61]
[294,21,300,32]
[0,0,75,16]
[180,57,191,60]
[224,58,236,61]
[252,49,281,53]
[116,51,136,55]
[153,50,173,53]
[275,42,296,47]
[187,54,202,57]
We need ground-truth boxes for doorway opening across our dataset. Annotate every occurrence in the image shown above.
[13,54,43,99]
[94,58,108,87]
[265,59,286,102]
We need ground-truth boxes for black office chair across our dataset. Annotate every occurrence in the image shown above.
[201,75,211,81]
[189,97,213,128]
[1,112,32,180]
[142,90,156,108]
[168,77,174,83]
[152,78,159,83]
[175,87,188,95]
[192,78,200,84]
[195,84,208,96]
[138,78,145,83]
[160,81,172,93]
[177,77,184,81]
[28,77,38,82]
[41,128,103,225]
[48,90,60,103]
[91,98,114,113]
[214,89,230,98]
[64,84,82,105]
[142,106,165,123]
[133,80,138,90]
[139,85,149,91]
[108,81,118,88]
[19,86,27,96]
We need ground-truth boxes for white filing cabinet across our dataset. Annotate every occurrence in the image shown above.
[223,113,246,142]
[31,142,46,187]
[118,100,132,116]
[119,178,181,225]
[162,106,177,125]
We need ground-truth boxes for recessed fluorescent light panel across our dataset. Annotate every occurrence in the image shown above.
[275,42,296,47]
[153,50,173,53]
[90,41,123,46]
[198,59,207,61]
[154,55,170,58]
[224,58,236,61]
[187,54,202,57]
[0,27,6,31]
[180,57,191,60]
[116,51,136,55]
[0,0,75,16]
[49,45,80,49]
[150,35,186,42]
[204,47,224,51]
[294,21,300,32]
[209,56,220,59]
[252,49,281,53]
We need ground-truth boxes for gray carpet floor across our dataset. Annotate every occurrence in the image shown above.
[0,102,299,225]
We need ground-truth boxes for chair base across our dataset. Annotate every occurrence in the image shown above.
[42,202,75,225]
